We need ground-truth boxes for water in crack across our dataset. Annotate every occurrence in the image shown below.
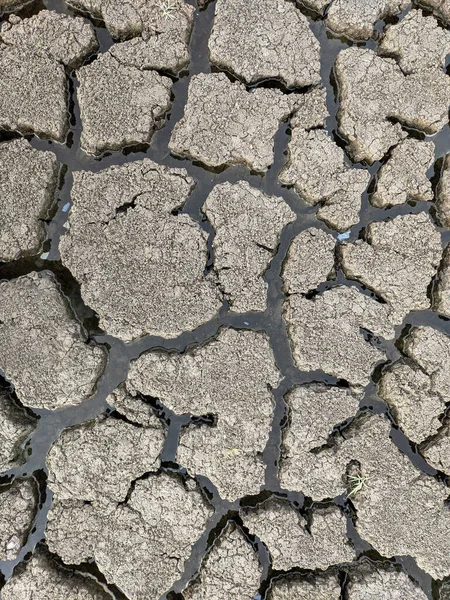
[0,0,450,598]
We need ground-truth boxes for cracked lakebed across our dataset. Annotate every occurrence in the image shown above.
[2,0,450,598]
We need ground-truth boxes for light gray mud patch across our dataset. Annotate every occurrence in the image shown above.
[0,389,36,472]
[0,479,37,562]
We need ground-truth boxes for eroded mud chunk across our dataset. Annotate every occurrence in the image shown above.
[346,566,428,600]
[59,160,221,341]
[284,285,394,388]
[209,0,321,88]
[0,479,36,561]
[0,0,33,12]
[169,73,300,172]
[435,244,450,317]
[423,426,450,473]
[282,228,335,295]
[326,0,408,40]
[415,0,450,26]
[335,47,450,163]
[371,139,434,208]
[379,326,450,443]
[69,0,194,42]
[379,9,450,74]
[0,11,98,69]
[280,103,370,231]
[269,574,341,600]
[340,213,442,324]
[46,474,213,599]
[241,500,354,570]
[0,272,106,410]
[183,523,262,600]
[47,416,165,503]
[77,52,172,155]
[202,181,295,312]
[126,328,281,500]
[279,384,360,497]
[0,138,59,261]
[2,548,113,599]
[0,390,35,472]
[0,45,67,141]
[437,155,450,227]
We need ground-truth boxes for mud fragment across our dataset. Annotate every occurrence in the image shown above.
[0,390,35,473]
[379,9,450,74]
[169,72,301,172]
[0,479,36,561]
[77,52,172,155]
[435,244,450,317]
[282,228,336,295]
[209,0,321,88]
[346,566,428,599]
[422,426,450,473]
[0,45,67,141]
[202,181,295,312]
[371,139,434,208]
[0,10,98,69]
[183,523,262,600]
[0,272,106,410]
[68,0,194,42]
[59,160,221,341]
[0,138,59,262]
[46,474,213,599]
[47,415,165,503]
[1,548,112,599]
[279,95,370,231]
[340,213,442,324]
[269,574,341,599]
[241,500,354,571]
[284,285,395,388]
[418,0,450,26]
[326,0,409,40]
[290,86,329,130]
[437,154,450,227]
[0,0,33,13]
[335,47,450,163]
[126,328,281,500]
[279,384,360,496]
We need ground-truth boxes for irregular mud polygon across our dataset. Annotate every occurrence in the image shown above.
[209,0,321,88]
[202,181,296,312]
[59,160,222,341]
[46,474,213,600]
[371,138,434,208]
[0,390,35,472]
[1,548,113,599]
[0,479,36,561]
[435,244,450,317]
[0,45,67,141]
[379,9,450,74]
[280,125,370,231]
[284,285,395,388]
[340,213,442,324]
[126,328,281,500]
[241,500,354,571]
[183,523,262,600]
[346,566,428,599]
[279,384,360,496]
[169,72,300,172]
[0,138,59,262]
[326,0,409,40]
[77,52,172,155]
[47,416,165,503]
[0,272,106,410]
[417,0,450,26]
[0,10,98,69]
[269,574,341,600]
[282,228,336,295]
[335,47,450,163]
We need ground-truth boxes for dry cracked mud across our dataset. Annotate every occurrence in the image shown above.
[2,0,450,598]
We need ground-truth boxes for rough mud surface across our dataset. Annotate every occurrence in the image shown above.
[2,0,450,598]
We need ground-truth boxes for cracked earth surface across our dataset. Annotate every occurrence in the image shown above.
[2,0,450,598]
